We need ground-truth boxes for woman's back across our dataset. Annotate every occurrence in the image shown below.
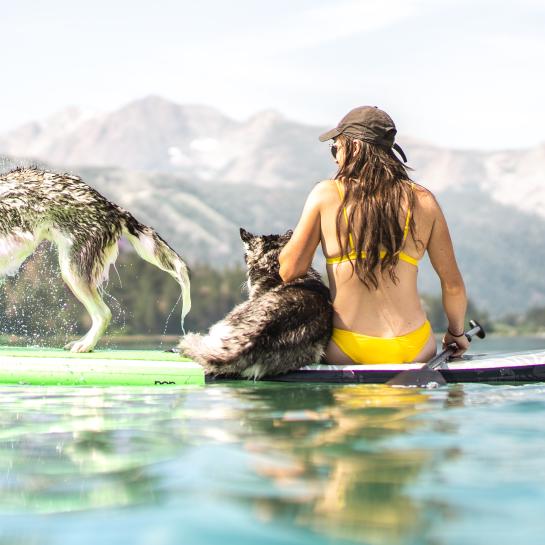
[319,178,434,337]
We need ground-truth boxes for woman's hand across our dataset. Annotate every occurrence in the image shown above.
[442,330,470,357]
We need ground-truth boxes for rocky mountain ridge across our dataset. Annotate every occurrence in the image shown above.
[1,96,544,317]
[2,95,544,220]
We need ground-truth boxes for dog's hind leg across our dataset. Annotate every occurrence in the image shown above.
[57,240,113,353]
[0,231,42,278]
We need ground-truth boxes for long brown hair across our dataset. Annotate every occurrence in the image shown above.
[334,134,418,289]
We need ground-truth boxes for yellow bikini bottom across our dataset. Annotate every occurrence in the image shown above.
[331,320,432,364]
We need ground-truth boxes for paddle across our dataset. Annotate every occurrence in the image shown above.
[387,319,486,387]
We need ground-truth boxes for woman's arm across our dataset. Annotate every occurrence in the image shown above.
[279,185,322,282]
[426,196,469,356]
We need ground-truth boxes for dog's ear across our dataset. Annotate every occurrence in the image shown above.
[240,228,254,243]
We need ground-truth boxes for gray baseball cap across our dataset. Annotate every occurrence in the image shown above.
[319,106,407,162]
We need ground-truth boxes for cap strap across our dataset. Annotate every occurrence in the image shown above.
[393,143,407,163]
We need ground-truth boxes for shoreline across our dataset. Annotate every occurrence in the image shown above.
[2,332,544,350]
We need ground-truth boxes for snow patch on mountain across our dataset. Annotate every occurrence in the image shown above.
[190,138,219,152]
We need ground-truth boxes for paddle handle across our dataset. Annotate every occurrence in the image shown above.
[428,320,486,370]
[464,319,486,342]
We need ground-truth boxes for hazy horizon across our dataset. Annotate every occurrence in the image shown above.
[3,93,545,155]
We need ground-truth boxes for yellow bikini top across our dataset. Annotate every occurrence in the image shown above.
[325,180,419,267]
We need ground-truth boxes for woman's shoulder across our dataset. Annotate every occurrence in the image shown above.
[411,182,441,214]
[307,179,341,202]
[314,179,340,191]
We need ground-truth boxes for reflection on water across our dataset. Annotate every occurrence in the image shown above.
[0,389,185,513]
[237,385,448,545]
[2,381,545,545]
[0,383,460,545]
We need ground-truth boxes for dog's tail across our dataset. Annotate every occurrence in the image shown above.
[178,321,252,371]
[121,213,191,332]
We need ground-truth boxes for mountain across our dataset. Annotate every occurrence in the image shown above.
[2,96,545,220]
[417,188,545,314]
[407,141,545,219]
[1,96,545,316]
[2,155,542,317]
[75,169,545,317]
[0,96,331,186]
[0,106,96,159]
[0,97,235,174]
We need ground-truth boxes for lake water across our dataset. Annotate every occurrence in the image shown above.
[1,337,545,545]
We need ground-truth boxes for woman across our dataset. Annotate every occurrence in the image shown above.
[278,106,469,364]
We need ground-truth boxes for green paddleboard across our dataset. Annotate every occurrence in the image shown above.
[0,346,204,386]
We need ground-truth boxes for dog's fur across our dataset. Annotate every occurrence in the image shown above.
[0,167,191,352]
[179,228,332,379]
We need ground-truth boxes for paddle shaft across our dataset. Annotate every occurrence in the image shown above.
[427,322,485,370]
[386,320,486,387]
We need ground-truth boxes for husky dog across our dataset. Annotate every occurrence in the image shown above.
[0,167,191,352]
[179,228,332,379]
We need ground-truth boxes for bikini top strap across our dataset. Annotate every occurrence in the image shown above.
[334,180,355,251]
[336,180,414,251]
[402,182,415,242]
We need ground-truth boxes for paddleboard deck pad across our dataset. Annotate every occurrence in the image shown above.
[1,347,545,386]
[267,350,545,384]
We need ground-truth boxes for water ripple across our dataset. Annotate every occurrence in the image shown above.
[0,382,545,544]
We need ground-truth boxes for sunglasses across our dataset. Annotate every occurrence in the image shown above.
[330,143,338,159]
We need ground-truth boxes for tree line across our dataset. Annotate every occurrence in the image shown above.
[0,244,542,344]
[0,245,247,341]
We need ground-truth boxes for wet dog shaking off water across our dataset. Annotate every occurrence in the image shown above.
[0,167,191,352]
[179,228,333,379]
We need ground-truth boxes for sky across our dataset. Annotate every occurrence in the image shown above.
[1,0,544,150]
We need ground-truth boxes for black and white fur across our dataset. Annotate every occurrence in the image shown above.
[179,228,332,379]
[0,167,191,352]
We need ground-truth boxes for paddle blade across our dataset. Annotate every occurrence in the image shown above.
[386,368,447,387]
